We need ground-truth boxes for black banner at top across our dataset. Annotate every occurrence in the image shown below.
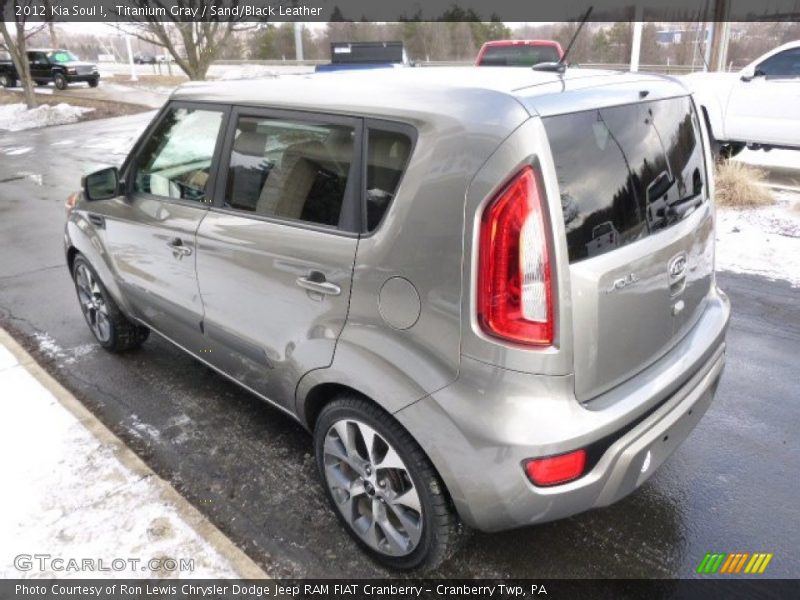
[2,0,800,23]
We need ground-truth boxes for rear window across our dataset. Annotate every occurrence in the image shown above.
[479,45,560,66]
[544,96,707,263]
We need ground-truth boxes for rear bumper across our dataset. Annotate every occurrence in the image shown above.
[395,288,730,531]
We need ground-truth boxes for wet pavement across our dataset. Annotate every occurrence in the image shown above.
[1,115,798,578]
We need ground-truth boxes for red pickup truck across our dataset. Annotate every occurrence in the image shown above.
[475,40,564,67]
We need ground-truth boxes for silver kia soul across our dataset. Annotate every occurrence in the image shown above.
[65,67,730,570]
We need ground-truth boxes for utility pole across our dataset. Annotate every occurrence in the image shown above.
[708,0,730,71]
[125,35,137,82]
[294,22,304,62]
[629,5,644,72]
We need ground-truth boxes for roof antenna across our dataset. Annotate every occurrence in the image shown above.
[533,6,594,73]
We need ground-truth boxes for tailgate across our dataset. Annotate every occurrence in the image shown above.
[543,96,714,402]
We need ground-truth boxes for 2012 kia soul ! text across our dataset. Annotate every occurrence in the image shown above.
[65,67,730,571]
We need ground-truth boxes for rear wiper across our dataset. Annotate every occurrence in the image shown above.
[667,194,703,219]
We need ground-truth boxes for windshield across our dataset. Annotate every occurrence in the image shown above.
[48,51,79,63]
[479,45,560,66]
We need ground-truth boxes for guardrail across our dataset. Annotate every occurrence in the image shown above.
[100,58,714,75]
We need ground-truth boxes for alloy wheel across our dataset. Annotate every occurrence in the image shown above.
[74,263,112,343]
[323,419,423,557]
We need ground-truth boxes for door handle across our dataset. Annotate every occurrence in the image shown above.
[296,272,341,296]
[167,237,192,258]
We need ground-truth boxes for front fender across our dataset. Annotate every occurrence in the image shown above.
[66,211,137,319]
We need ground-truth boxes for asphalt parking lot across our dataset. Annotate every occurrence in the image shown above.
[1,114,798,578]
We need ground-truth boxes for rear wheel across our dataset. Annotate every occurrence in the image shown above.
[54,73,67,90]
[719,142,745,159]
[71,256,149,352]
[314,396,462,571]
[0,74,16,88]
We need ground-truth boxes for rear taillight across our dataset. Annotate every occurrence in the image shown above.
[477,166,553,346]
[524,450,586,487]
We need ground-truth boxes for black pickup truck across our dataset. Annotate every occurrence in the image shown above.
[0,49,99,90]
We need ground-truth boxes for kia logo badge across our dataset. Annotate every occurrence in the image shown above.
[668,253,688,281]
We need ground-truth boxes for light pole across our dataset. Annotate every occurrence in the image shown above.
[125,34,137,82]
[294,22,304,62]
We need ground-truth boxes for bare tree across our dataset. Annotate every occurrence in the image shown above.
[0,0,46,108]
[42,0,59,47]
[114,1,254,80]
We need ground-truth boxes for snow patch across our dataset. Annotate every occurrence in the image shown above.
[716,191,800,286]
[0,102,94,132]
[3,146,32,156]
[0,346,246,578]
[32,332,96,366]
[130,414,161,441]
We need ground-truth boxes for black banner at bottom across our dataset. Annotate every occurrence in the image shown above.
[2,579,798,600]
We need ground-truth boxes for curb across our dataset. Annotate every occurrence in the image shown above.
[0,327,268,580]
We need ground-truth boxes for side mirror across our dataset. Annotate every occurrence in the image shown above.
[740,66,761,82]
[82,167,120,201]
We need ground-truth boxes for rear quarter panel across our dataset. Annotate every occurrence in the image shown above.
[297,94,531,418]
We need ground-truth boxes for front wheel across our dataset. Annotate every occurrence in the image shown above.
[314,396,462,571]
[88,77,99,88]
[54,73,67,90]
[71,256,149,352]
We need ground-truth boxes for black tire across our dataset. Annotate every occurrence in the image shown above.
[0,74,16,88]
[314,395,463,572]
[701,107,744,162]
[54,73,67,90]
[720,142,745,159]
[71,255,149,353]
[88,77,99,88]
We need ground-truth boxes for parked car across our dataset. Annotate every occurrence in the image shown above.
[65,68,730,571]
[684,40,800,156]
[316,41,410,72]
[0,48,99,90]
[476,40,563,66]
[133,53,156,65]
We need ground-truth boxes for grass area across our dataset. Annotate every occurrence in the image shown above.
[0,89,147,121]
[715,160,775,209]
[104,73,188,87]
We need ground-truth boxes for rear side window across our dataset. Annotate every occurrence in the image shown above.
[479,45,560,66]
[544,96,706,263]
[224,116,355,229]
[365,128,412,231]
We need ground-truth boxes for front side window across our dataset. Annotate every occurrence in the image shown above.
[757,48,800,79]
[224,116,355,228]
[133,107,224,203]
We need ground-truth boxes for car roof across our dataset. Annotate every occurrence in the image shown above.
[171,67,689,124]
